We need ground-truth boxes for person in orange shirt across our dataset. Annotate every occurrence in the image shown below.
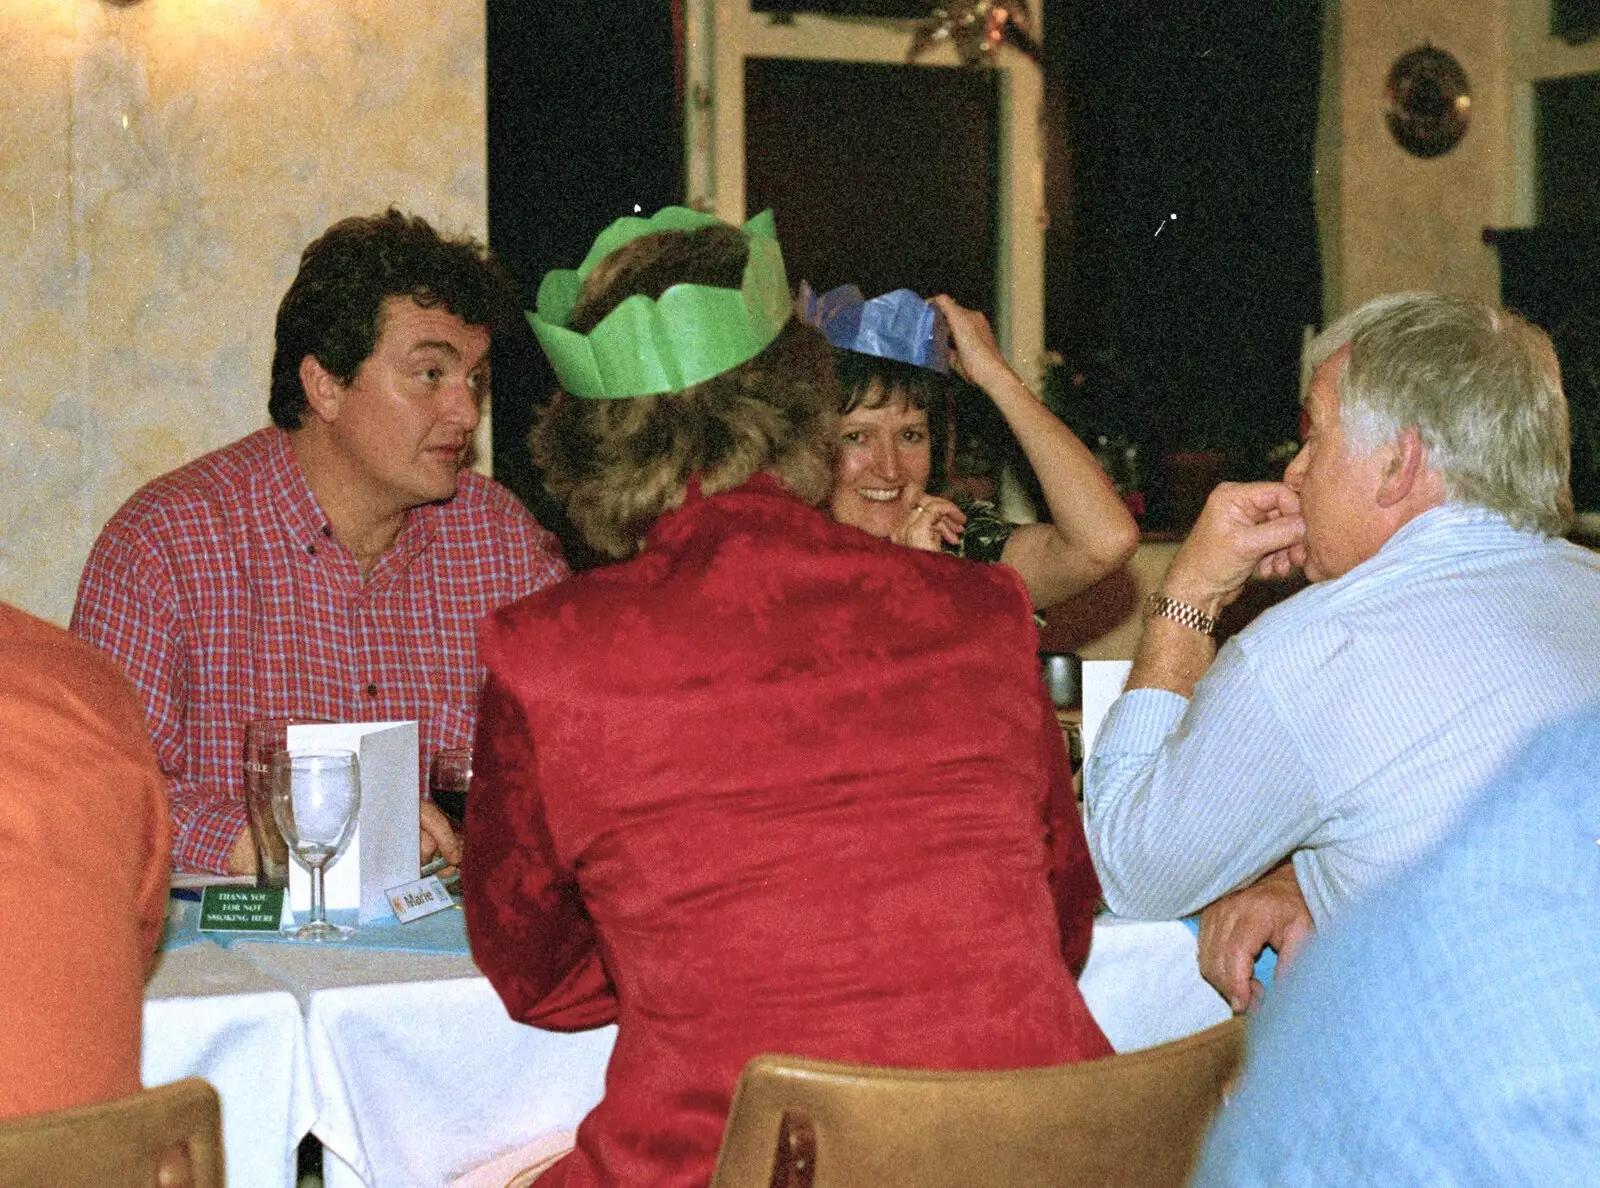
[0,600,170,1118]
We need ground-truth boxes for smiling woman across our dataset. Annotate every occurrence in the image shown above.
[830,365,942,541]
[819,291,1139,609]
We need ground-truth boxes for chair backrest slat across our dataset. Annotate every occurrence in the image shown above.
[0,1078,225,1188]
[712,1016,1245,1188]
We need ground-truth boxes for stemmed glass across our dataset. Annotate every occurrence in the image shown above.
[271,748,361,940]
[428,748,472,899]
[428,747,473,830]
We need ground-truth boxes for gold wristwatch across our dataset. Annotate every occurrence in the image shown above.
[1146,593,1219,638]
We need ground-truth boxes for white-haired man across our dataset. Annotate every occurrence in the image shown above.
[1083,293,1600,1010]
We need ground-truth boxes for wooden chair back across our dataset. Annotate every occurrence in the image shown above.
[0,1077,225,1188]
[710,1017,1245,1188]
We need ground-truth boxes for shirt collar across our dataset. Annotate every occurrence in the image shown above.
[1378,502,1538,560]
[265,428,330,546]
[645,471,800,546]
[266,427,438,567]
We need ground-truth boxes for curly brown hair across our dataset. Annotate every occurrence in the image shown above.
[531,222,839,558]
[269,209,513,430]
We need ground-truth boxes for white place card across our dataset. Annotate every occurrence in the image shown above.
[287,721,419,923]
[384,875,454,924]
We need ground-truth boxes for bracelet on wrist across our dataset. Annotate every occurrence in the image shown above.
[1146,593,1220,638]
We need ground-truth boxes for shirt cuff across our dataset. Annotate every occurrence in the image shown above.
[1084,687,1190,811]
[172,797,249,874]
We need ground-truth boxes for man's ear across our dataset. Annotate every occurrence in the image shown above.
[1375,426,1426,508]
[299,355,343,425]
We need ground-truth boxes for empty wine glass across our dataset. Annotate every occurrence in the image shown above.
[271,748,361,940]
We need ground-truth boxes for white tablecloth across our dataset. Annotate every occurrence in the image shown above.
[1080,915,1232,1051]
[142,940,317,1188]
[229,943,614,1188]
[146,913,1227,1188]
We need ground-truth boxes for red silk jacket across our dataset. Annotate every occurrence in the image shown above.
[465,474,1109,1188]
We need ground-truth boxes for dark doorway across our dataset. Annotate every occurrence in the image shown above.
[1056,0,1324,529]
[487,0,684,562]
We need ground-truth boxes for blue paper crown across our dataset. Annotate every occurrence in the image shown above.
[796,282,950,375]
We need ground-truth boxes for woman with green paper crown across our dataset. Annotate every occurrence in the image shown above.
[800,282,1139,609]
[463,207,1110,1188]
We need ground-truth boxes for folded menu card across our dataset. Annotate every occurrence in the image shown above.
[1080,659,1133,760]
[286,720,419,924]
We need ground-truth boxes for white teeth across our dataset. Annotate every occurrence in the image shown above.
[857,488,901,503]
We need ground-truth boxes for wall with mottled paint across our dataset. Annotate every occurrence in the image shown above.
[1,0,485,624]
[1321,0,1600,318]
[1320,0,1514,315]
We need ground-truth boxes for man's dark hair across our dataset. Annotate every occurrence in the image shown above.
[268,209,513,429]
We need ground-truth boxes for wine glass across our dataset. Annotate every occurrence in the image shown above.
[428,747,473,830]
[271,748,361,940]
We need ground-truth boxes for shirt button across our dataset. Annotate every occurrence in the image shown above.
[366,683,378,697]
[306,543,317,556]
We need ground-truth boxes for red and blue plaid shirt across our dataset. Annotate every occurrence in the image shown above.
[71,429,568,871]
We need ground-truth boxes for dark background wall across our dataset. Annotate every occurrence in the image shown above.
[1056,0,1323,525]
[743,56,998,315]
[487,0,683,562]
[1479,72,1600,513]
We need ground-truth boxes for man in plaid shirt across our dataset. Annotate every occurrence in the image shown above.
[72,210,569,873]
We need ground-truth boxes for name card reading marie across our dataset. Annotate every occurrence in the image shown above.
[199,886,291,932]
[385,875,455,924]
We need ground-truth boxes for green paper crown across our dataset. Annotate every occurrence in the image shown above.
[529,207,791,399]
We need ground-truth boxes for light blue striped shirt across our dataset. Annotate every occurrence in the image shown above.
[1193,703,1600,1185]
[1084,502,1600,924]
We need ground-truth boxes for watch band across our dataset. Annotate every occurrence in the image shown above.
[1146,593,1220,638]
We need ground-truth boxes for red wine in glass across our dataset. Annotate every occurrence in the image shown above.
[429,748,471,829]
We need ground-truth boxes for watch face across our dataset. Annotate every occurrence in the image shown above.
[1386,47,1472,159]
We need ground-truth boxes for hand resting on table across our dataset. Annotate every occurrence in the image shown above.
[1197,861,1314,1014]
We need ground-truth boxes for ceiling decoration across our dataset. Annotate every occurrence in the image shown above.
[907,1,1041,67]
